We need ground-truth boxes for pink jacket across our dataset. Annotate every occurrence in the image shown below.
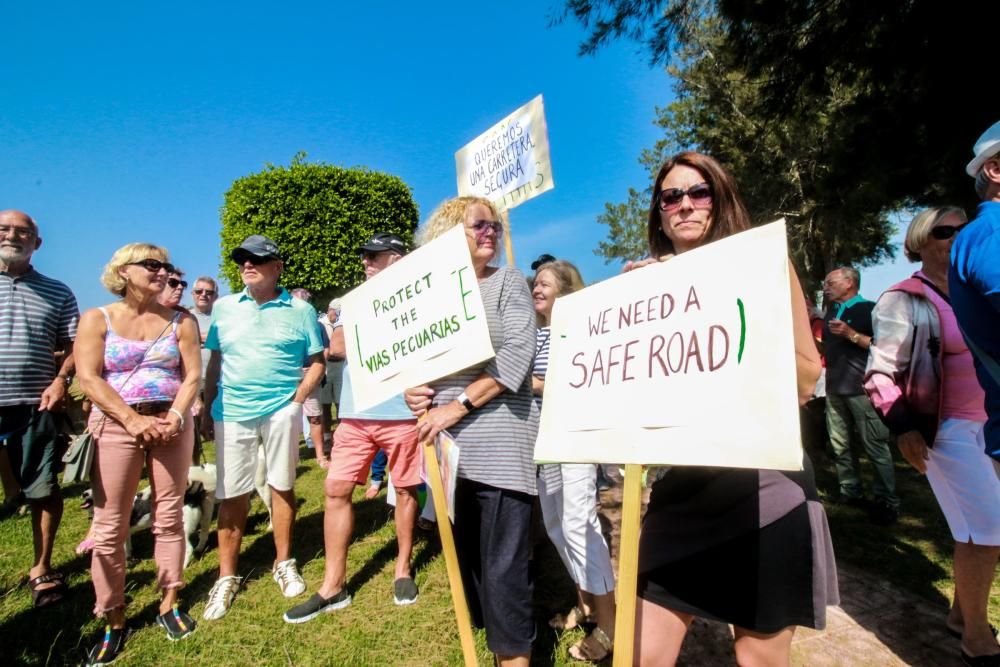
[863,276,943,444]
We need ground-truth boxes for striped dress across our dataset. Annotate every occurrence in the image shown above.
[429,265,540,496]
[0,268,79,406]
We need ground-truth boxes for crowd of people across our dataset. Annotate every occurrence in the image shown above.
[2,118,999,667]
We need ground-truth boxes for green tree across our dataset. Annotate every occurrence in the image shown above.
[220,153,419,305]
[562,0,996,211]
[594,18,895,288]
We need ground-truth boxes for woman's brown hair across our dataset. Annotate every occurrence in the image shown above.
[647,151,752,258]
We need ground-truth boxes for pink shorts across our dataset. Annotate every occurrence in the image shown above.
[327,419,421,488]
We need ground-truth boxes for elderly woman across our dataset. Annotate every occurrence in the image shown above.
[532,259,617,662]
[865,207,1000,665]
[75,243,201,665]
[157,267,187,310]
[405,196,538,667]
[629,152,836,666]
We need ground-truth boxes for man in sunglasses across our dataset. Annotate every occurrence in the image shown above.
[821,266,899,525]
[952,120,1000,467]
[284,232,422,623]
[201,234,326,621]
[0,209,79,607]
[189,276,219,378]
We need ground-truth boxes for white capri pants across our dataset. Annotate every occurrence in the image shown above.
[537,463,615,595]
[926,418,1000,546]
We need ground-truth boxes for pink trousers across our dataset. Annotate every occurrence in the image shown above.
[88,412,193,615]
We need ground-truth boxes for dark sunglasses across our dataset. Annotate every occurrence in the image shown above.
[192,288,216,296]
[129,259,175,274]
[233,252,273,266]
[930,223,968,240]
[471,220,503,237]
[657,183,713,211]
[167,278,188,289]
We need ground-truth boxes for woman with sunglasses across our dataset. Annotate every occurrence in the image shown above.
[157,268,188,311]
[404,197,539,667]
[865,207,1000,665]
[629,152,835,666]
[75,244,202,665]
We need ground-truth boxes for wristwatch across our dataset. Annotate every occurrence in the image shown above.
[56,374,72,386]
[456,391,476,412]
[850,333,861,344]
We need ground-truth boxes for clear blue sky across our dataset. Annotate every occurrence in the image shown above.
[2,1,911,310]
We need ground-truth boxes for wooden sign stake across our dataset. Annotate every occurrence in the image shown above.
[500,209,515,267]
[612,464,644,667]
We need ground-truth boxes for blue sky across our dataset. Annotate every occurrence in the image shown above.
[2,1,912,310]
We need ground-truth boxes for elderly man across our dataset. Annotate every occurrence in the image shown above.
[822,266,899,525]
[952,120,1000,468]
[284,232,421,623]
[0,209,78,607]
[201,234,326,620]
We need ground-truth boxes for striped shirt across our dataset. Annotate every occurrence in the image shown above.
[429,266,540,496]
[533,327,551,379]
[0,267,79,406]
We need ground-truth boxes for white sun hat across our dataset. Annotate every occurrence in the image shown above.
[966,119,1000,177]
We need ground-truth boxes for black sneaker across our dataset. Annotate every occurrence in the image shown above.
[283,589,352,624]
[393,577,418,606]
[869,500,900,526]
[84,626,127,666]
[155,604,197,640]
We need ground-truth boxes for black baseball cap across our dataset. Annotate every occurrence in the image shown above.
[530,253,556,271]
[231,234,282,261]
[357,232,408,256]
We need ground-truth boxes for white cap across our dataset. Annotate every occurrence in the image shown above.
[327,298,342,311]
[967,120,1000,177]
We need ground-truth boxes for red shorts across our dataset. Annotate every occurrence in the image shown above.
[327,419,421,488]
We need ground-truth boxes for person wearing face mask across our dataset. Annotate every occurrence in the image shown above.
[532,259,617,662]
[865,207,1000,666]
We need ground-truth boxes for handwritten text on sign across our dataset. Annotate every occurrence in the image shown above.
[534,220,803,470]
[455,94,554,212]
[341,225,495,412]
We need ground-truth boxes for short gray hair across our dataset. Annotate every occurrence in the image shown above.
[834,266,860,289]
[194,276,218,290]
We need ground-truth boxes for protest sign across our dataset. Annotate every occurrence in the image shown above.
[534,220,803,471]
[433,430,459,523]
[455,94,554,213]
[340,224,495,412]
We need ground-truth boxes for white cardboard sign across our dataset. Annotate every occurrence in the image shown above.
[534,220,803,470]
[455,94,554,212]
[341,225,495,412]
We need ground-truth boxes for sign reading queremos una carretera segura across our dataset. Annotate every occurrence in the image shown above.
[534,220,804,471]
[455,94,554,212]
[341,224,495,413]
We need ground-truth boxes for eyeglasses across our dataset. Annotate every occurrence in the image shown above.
[0,225,36,239]
[233,252,273,266]
[193,288,216,296]
[167,278,188,289]
[657,183,713,211]
[930,223,968,240]
[471,220,503,238]
[129,259,175,274]
[822,278,843,288]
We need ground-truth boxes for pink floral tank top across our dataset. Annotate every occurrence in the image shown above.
[99,307,182,404]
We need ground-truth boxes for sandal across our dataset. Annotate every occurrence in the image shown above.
[568,626,613,663]
[549,605,592,630]
[28,571,68,608]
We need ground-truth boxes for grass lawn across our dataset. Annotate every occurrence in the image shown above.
[1,431,997,665]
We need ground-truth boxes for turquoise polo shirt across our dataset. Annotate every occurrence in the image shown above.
[205,287,325,421]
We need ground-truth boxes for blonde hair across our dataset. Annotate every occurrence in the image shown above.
[417,196,506,256]
[534,260,585,325]
[101,243,169,296]
[904,206,967,262]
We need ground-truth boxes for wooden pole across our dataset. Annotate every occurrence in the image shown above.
[423,438,478,666]
[612,464,644,667]
[500,209,515,267]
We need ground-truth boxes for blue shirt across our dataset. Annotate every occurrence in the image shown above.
[336,361,415,421]
[205,287,325,421]
[949,200,1000,460]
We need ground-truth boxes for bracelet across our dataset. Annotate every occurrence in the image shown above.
[56,374,72,386]
[168,408,185,430]
[850,333,861,344]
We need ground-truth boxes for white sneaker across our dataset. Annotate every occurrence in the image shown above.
[202,575,241,620]
[273,558,306,598]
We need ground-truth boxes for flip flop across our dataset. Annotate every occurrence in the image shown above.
[568,626,613,662]
[549,606,592,631]
[28,572,68,608]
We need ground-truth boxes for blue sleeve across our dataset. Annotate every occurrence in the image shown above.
[966,229,1000,313]
[204,308,220,351]
[302,308,325,358]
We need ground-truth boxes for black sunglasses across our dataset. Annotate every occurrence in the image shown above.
[657,183,713,211]
[167,278,188,289]
[192,288,216,296]
[930,223,968,240]
[233,252,274,266]
[129,259,175,274]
